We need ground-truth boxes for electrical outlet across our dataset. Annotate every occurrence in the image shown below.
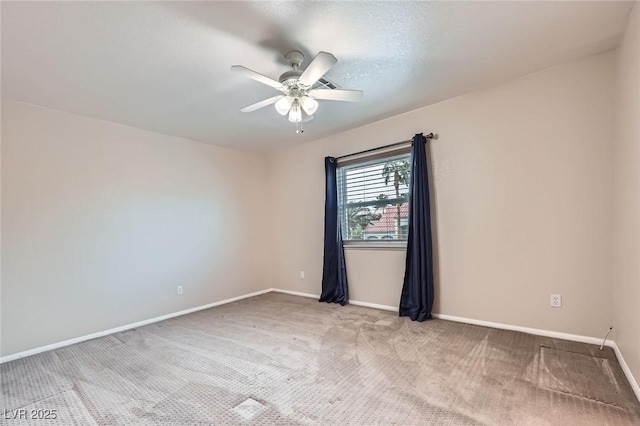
[550,294,561,308]
[177,285,183,295]
[299,271,305,279]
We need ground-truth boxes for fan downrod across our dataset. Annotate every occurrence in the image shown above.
[285,51,304,69]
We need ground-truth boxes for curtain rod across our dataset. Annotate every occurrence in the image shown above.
[335,133,434,161]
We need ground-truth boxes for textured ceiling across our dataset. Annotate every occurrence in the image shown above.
[1,1,634,151]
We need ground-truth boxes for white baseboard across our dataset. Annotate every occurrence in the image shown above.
[270,288,318,299]
[272,289,603,345]
[348,299,397,312]
[271,288,603,345]
[270,288,397,312]
[431,312,605,346]
[611,341,640,402]
[0,288,272,364]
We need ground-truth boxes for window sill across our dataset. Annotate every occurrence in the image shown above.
[343,242,407,251]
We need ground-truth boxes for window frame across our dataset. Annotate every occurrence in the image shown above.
[337,148,411,249]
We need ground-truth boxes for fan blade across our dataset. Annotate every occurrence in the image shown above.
[231,65,283,89]
[298,52,337,87]
[240,95,283,112]
[309,89,364,102]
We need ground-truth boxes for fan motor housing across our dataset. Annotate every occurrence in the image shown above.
[279,70,303,87]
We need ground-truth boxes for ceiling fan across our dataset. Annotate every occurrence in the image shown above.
[232,51,363,133]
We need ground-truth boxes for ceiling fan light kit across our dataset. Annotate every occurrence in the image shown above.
[275,96,293,115]
[288,100,302,123]
[232,50,363,134]
[300,97,318,115]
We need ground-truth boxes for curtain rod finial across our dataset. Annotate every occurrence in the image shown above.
[426,133,436,140]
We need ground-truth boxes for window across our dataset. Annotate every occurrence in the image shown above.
[338,150,411,243]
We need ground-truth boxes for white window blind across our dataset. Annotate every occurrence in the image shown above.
[337,150,411,242]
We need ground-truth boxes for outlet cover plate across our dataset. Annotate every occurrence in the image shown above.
[550,294,562,308]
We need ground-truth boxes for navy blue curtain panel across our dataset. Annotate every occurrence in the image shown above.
[320,157,348,305]
[399,134,434,321]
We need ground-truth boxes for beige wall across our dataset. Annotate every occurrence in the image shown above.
[614,3,640,390]
[269,51,616,339]
[1,100,272,357]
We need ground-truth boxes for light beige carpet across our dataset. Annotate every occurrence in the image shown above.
[1,292,639,425]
